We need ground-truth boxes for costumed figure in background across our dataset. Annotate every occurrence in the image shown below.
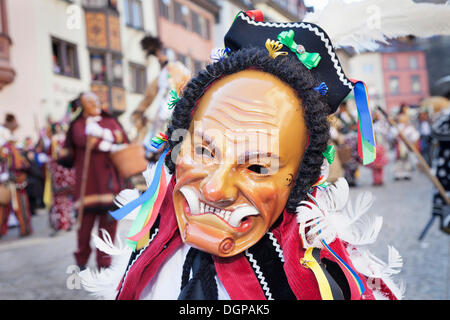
[47,121,76,234]
[0,114,32,237]
[23,139,46,217]
[417,109,432,166]
[63,92,129,269]
[430,109,450,234]
[368,110,390,186]
[335,102,360,187]
[393,109,420,180]
[132,35,191,158]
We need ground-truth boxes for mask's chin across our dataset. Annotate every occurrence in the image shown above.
[175,186,262,257]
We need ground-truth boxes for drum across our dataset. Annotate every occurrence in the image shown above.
[0,184,11,205]
[110,144,149,180]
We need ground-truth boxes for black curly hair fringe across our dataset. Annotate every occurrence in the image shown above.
[164,47,331,213]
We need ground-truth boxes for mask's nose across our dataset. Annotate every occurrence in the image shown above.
[199,164,238,207]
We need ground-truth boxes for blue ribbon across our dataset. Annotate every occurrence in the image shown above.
[109,148,169,221]
[321,240,365,295]
[353,81,375,147]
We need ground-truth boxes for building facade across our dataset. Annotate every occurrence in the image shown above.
[382,50,429,112]
[347,51,386,110]
[155,0,220,75]
[0,0,15,90]
[0,0,159,141]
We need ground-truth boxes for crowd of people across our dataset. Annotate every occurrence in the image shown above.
[0,92,133,270]
[329,100,450,235]
[0,32,191,275]
[330,101,442,187]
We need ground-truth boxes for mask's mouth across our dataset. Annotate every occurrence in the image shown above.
[179,186,259,229]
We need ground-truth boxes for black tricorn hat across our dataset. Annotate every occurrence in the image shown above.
[224,11,353,114]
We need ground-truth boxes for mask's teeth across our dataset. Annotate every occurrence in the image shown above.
[224,211,231,222]
[200,202,205,214]
[180,186,200,215]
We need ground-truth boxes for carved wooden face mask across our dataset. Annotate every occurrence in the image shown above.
[173,70,308,257]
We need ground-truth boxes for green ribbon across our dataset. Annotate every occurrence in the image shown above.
[167,89,180,110]
[322,145,335,165]
[277,30,321,69]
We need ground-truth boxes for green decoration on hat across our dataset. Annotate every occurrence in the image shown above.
[277,30,322,69]
[322,145,336,165]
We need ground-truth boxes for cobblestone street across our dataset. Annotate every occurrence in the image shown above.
[0,159,449,300]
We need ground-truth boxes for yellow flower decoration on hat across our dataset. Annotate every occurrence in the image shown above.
[265,39,288,59]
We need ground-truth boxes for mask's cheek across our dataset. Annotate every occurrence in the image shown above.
[237,175,290,229]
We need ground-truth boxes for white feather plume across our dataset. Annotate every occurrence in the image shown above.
[297,177,382,247]
[92,228,130,256]
[297,177,404,299]
[347,245,405,299]
[79,251,131,300]
[142,162,173,188]
[142,162,157,187]
[113,188,141,221]
[80,229,132,299]
[304,0,450,52]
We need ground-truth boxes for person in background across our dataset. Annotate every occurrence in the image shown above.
[0,114,32,237]
[335,102,360,187]
[133,35,190,155]
[24,144,45,216]
[429,109,450,234]
[393,105,420,180]
[418,109,432,166]
[47,122,76,235]
[368,109,390,186]
[63,92,129,270]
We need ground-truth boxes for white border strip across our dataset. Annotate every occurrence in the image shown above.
[245,250,274,300]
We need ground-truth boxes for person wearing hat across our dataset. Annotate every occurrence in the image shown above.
[63,92,129,270]
[132,35,191,155]
[430,109,450,235]
[0,113,32,238]
[79,9,409,300]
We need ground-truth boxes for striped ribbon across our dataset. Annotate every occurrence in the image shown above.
[321,239,366,296]
[151,133,168,150]
[109,148,168,221]
[352,80,376,165]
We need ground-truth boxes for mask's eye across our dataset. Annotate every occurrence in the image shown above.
[247,164,269,175]
[195,146,214,158]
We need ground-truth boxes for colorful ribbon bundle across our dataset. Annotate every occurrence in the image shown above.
[151,132,168,150]
[352,80,376,165]
[301,191,366,299]
[320,239,366,297]
[110,149,169,251]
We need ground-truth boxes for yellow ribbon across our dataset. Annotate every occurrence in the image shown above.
[300,247,334,300]
[265,39,288,59]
